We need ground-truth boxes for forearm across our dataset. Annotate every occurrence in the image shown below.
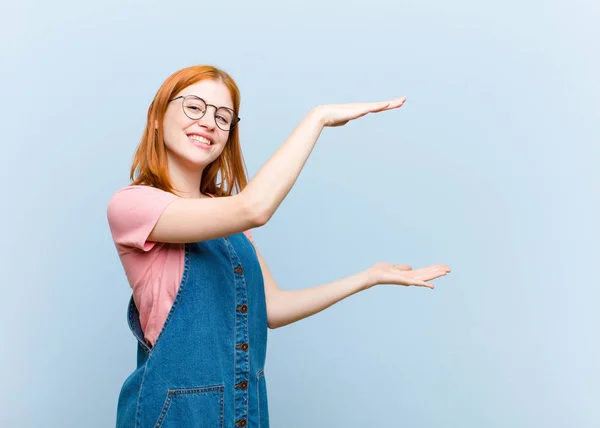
[242,109,324,225]
[267,270,375,329]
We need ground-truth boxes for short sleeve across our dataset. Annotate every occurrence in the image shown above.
[107,185,179,251]
[243,229,254,243]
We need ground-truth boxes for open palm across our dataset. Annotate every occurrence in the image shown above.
[368,262,451,289]
[316,97,406,127]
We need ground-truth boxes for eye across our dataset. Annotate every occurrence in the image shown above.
[216,115,231,124]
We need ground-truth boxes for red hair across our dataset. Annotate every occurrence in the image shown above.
[130,65,247,197]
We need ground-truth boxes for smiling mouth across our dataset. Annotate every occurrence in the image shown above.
[188,135,212,146]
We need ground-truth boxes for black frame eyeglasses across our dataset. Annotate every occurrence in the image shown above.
[169,95,241,131]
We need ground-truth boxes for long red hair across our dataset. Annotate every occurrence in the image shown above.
[130,65,247,197]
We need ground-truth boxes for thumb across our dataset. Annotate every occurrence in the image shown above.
[393,264,412,271]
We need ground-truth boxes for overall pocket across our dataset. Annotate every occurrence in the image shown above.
[257,370,270,428]
[154,385,224,428]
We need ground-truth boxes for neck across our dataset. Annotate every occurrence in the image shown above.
[167,156,208,199]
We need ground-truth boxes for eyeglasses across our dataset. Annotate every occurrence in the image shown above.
[169,95,240,131]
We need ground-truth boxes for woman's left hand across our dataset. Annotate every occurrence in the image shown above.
[366,262,451,289]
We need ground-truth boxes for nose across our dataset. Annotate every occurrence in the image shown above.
[197,107,217,130]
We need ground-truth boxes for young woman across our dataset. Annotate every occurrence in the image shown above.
[107,65,450,428]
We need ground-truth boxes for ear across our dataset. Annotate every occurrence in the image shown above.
[154,120,158,129]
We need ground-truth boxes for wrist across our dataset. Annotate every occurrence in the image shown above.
[307,106,326,128]
[362,267,378,290]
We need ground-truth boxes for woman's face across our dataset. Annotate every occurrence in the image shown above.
[162,79,234,169]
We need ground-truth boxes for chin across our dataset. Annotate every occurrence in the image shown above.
[167,142,223,170]
[188,148,222,166]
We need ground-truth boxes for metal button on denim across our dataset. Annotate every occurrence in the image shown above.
[234,265,244,274]
[235,381,248,390]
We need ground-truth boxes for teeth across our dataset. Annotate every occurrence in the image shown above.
[189,135,211,145]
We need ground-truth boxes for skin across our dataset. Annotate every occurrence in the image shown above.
[161,79,234,198]
[153,81,451,329]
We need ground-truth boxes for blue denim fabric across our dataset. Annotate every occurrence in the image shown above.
[116,233,270,428]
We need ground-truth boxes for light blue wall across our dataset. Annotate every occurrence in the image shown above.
[2,0,598,426]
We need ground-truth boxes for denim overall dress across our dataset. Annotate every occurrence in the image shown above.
[116,232,270,428]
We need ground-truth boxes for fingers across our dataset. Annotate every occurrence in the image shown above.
[377,262,449,289]
[430,264,451,272]
[401,263,451,289]
[398,264,450,279]
[420,265,451,277]
[420,269,449,281]
[412,280,434,289]
[323,97,406,127]
[367,97,406,113]
[386,97,406,109]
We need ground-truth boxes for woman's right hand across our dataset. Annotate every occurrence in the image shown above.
[313,97,406,127]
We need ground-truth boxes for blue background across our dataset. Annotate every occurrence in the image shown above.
[2,0,598,426]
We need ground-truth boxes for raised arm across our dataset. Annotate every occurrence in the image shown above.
[149,98,406,244]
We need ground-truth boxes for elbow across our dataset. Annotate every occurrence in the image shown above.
[267,319,282,329]
[252,209,270,228]
[240,191,270,227]
[266,307,278,329]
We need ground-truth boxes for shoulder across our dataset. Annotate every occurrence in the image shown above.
[106,185,180,249]
[108,185,176,204]
[107,185,179,215]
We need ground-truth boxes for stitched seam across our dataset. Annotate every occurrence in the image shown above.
[137,244,190,425]
[241,263,249,422]
[153,391,171,428]
[150,243,191,353]
[127,298,151,354]
[154,387,224,428]
[230,235,251,425]
[223,237,238,426]
[257,369,264,428]
[220,386,225,428]
[134,361,149,428]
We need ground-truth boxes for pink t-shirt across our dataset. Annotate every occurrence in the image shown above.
[106,185,254,346]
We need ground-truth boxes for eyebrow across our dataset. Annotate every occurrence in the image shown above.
[184,94,234,111]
